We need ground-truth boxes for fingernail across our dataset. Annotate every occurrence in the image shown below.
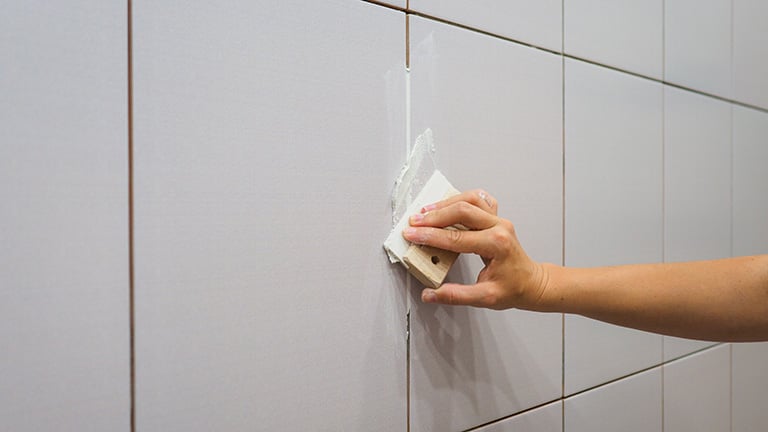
[421,204,437,213]
[422,289,437,303]
[410,213,424,224]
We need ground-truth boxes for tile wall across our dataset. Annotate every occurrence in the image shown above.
[1,0,767,431]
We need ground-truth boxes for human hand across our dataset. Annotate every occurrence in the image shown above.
[402,189,552,310]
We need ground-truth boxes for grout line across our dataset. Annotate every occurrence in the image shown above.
[404,19,411,430]
[729,103,734,258]
[461,398,564,432]
[560,53,566,405]
[127,0,136,430]
[661,0,666,81]
[363,0,768,115]
[662,85,667,265]
[729,343,733,432]
[360,0,406,13]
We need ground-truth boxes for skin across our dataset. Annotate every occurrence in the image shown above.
[402,189,768,342]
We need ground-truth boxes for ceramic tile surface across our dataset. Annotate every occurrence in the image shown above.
[732,106,768,256]
[476,401,562,432]
[565,0,663,79]
[564,367,662,432]
[733,0,768,109]
[664,0,732,98]
[0,2,129,431]
[409,16,563,432]
[663,345,730,432]
[564,58,663,395]
[732,343,768,432]
[664,86,731,262]
[409,0,562,52]
[664,337,717,362]
[133,1,407,430]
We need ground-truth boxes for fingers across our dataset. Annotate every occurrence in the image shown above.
[410,200,497,230]
[421,282,499,308]
[403,226,497,256]
[421,189,498,216]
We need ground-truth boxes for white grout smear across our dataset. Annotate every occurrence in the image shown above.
[391,128,437,227]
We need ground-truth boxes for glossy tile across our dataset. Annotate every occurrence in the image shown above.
[133,1,407,430]
[664,0,732,98]
[408,0,562,52]
[476,401,562,432]
[564,367,662,432]
[664,86,731,262]
[564,58,663,394]
[0,2,129,431]
[732,106,768,256]
[664,345,730,432]
[409,16,563,432]
[564,0,663,79]
[733,0,768,109]
[732,342,768,432]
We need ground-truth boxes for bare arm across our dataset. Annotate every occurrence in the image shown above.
[403,190,768,342]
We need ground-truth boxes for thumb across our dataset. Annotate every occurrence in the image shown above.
[421,282,497,308]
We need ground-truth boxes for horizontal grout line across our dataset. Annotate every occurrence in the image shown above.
[460,343,725,431]
[462,398,563,432]
[361,0,768,115]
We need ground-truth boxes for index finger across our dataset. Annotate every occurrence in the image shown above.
[421,189,498,215]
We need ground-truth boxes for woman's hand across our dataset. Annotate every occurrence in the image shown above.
[402,189,552,310]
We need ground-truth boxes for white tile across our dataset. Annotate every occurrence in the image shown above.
[133,1,407,430]
[564,367,662,432]
[732,342,768,432]
[664,337,717,361]
[0,3,129,431]
[664,0,732,98]
[565,0,663,79]
[476,401,562,432]
[733,0,768,109]
[564,58,663,394]
[732,106,768,256]
[409,0,562,52]
[664,86,731,262]
[664,345,730,432]
[409,17,563,432]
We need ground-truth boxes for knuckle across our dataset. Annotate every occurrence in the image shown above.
[490,228,512,249]
[456,201,474,218]
[447,228,463,245]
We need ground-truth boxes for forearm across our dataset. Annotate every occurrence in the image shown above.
[539,255,768,342]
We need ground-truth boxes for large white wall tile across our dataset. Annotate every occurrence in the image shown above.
[564,58,663,394]
[0,3,129,431]
[732,106,768,256]
[565,367,662,432]
[565,0,663,79]
[409,16,563,431]
[733,342,768,431]
[665,0,732,98]
[733,0,768,109]
[476,401,562,432]
[133,1,407,430]
[408,0,562,52]
[664,337,717,362]
[664,345,730,432]
[664,87,731,262]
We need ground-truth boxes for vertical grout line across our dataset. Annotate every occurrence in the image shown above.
[127,0,136,431]
[661,84,666,265]
[661,0,665,81]
[404,13,411,432]
[560,52,566,405]
[729,343,733,432]
[729,103,734,258]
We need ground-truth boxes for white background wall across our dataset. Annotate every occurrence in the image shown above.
[2,1,767,431]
